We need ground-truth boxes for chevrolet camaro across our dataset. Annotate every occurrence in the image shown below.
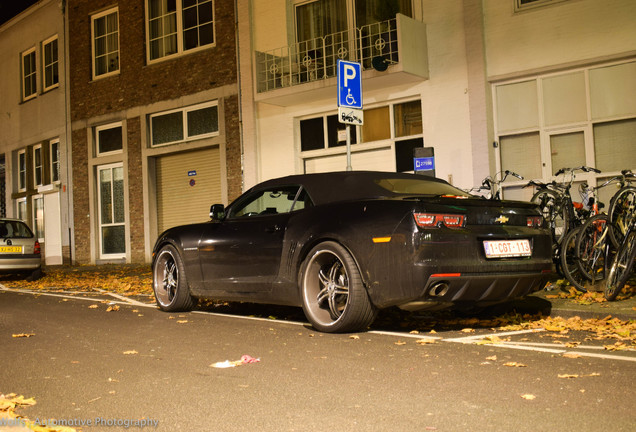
[152,171,552,333]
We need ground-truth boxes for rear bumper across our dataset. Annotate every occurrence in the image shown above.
[0,256,42,272]
[396,271,551,311]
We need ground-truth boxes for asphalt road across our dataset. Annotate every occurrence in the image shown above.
[1,289,634,432]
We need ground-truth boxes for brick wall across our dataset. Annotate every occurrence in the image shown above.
[224,95,242,202]
[71,128,90,264]
[68,0,238,122]
[126,117,145,263]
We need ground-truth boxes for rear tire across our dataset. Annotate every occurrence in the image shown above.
[575,214,610,288]
[153,244,196,312]
[608,186,636,249]
[300,241,377,333]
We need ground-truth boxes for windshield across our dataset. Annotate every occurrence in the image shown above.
[0,220,34,238]
[375,178,472,198]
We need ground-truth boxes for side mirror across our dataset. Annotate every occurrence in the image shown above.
[210,204,225,221]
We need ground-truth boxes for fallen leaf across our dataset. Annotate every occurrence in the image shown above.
[521,394,536,400]
[562,353,582,359]
[395,341,407,346]
[88,304,99,309]
[349,335,360,340]
[12,333,35,338]
[176,320,188,324]
[504,362,527,368]
[558,374,579,379]
[106,305,120,312]
[461,328,475,333]
[486,355,497,361]
[416,338,437,345]
[123,350,138,355]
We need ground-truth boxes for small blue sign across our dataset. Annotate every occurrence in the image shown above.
[188,170,197,176]
[414,157,435,171]
[337,60,362,109]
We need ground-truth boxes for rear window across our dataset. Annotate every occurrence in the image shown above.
[375,178,471,197]
[0,220,34,239]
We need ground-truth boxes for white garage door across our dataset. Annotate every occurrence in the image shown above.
[156,147,222,233]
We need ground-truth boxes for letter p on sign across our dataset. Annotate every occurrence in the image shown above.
[337,60,362,109]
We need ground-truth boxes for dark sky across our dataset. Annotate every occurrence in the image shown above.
[0,0,40,26]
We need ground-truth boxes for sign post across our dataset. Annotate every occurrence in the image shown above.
[337,60,363,171]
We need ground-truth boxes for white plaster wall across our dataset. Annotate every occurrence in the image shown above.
[484,0,636,79]
[252,0,476,190]
[0,0,67,149]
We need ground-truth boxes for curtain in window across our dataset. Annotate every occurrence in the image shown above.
[296,0,347,42]
[355,0,412,27]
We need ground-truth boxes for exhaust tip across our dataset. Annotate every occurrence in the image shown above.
[429,282,450,297]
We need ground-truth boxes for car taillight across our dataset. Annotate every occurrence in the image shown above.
[414,213,465,228]
[34,241,41,255]
[526,216,543,228]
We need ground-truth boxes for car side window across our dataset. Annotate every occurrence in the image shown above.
[290,188,313,212]
[229,186,301,219]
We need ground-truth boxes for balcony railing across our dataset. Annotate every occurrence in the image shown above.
[256,18,399,93]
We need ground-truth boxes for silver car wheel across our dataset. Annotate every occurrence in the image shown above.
[301,241,377,333]
[152,244,195,312]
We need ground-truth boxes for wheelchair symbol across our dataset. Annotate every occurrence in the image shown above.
[345,89,356,106]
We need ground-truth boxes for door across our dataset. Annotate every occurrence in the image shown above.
[199,186,302,293]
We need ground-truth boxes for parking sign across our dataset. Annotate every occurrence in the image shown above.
[337,60,362,109]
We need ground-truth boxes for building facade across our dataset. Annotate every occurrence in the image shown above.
[1,0,634,266]
[237,0,636,206]
[0,0,70,265]
[67,0,242,264]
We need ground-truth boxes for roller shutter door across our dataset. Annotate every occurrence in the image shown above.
[156,148,222,234]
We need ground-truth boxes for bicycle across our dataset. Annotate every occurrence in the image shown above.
[605,216,636,301]
[469,170,523,200]
[607,169,636,249]
[527,166,600,276]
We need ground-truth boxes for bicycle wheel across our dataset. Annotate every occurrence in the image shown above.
[559,226,587,293]
[532,189,569,247]
[575,214,610,288]
[605,229,636,301]
[608,186,636,249]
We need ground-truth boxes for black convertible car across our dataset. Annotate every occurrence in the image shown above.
[152,171,552,333]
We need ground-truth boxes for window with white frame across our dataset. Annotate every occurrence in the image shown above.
[299,99,423,172]
[50,139,60,183]
[22,48,37,101]
[147,0,215,62]
[33,145,43,187]
[33,195,44,241]
[514,0,568,12]
[92,8,120,79]
[98,164,126,257]
[16,198,27,222]
[150,101,219,146]
[42,36,59,91]
[18,150,27,191]
[96,123,123,155]
[494,60,636,201]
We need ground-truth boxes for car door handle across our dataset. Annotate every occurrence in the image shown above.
[265,224,282,233]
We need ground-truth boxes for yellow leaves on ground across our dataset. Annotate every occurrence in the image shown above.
[0,393,77,432]
[106,305,120,312]
[122,350,138,355]
[1,265,153,296]
[558,373,600,379]
[521,394,536,400]
[549,281,635,304]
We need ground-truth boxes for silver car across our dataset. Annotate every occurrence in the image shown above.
[0,218,42,280]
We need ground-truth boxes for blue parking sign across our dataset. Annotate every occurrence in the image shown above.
[337,60,362,109]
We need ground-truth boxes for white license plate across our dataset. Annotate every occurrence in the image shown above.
[483,239,531,258]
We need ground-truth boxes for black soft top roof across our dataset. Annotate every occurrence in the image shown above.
[254,171,455,206]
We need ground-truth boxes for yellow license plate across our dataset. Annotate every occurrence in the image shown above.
[0,246,23,253]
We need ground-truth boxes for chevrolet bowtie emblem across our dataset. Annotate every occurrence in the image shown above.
[494,215,509,224]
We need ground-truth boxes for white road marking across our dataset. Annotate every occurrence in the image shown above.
[2,286,635,361]
[92,287,149,306]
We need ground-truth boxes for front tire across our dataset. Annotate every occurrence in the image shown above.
[300,241,377,333]
[153,244,195,312]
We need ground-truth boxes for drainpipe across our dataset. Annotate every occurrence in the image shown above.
[61,0,74,264]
